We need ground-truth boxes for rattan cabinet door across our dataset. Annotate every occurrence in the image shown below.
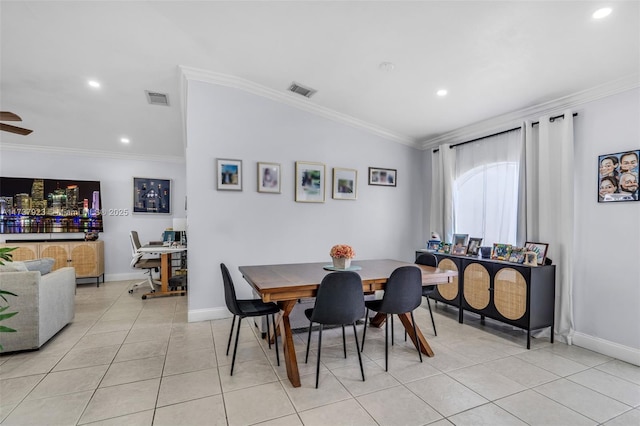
[494,268,527,320]
[69,243,97,277]
[463,263,490,310]
[0,243,39,261]
[436,258,459,301]
[39,243,71,271]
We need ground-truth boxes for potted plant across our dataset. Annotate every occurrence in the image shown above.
[0,247,19,351]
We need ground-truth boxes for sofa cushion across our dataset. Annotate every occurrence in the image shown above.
[0,261,28,272]
[23,258,55,275]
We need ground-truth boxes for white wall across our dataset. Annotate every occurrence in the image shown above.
[572,88,640,362]
[185,80,425,320]
[0,149,186,281]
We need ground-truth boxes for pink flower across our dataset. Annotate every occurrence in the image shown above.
[330,244,355,259]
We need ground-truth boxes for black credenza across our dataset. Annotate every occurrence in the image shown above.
[416,250,555,348]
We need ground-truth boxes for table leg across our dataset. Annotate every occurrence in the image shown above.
[142,252,185,299]
[278,300,301,387]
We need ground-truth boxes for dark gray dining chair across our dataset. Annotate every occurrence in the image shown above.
[304,271,366,388]
[220,263,280,375]
[361,266,423,371]
[415,253,438,336]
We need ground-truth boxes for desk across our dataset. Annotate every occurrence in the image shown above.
[239,259,457,387]
[137,245,187,300]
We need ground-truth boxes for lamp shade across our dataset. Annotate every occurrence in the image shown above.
[172,218,187,232]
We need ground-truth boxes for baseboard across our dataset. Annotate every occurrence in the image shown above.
[573,331,640,366]
[188,307,230,323]
[104,272,147,282]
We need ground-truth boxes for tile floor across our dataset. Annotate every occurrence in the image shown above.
[1,280,639,425]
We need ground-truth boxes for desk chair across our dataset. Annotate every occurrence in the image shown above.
[361,266,423,371]
[221,263,280,375]
[128,231,161,294]
[304,271,366,388]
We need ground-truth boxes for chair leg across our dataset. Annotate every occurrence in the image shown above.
[353,323,365,382]
[391,315,394,346]
[305,320,313,364]
[230,317,243,376]
[411,311,422,363]
[226,315,236,356]
[272,313,280,366]
[315,324,323,388]
[266,315,272,349]
[426,296,437,336]
[384,314,389,372]
[361,308,369,352]
[342,325,347,358]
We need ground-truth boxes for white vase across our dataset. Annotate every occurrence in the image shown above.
[332,257,351,269]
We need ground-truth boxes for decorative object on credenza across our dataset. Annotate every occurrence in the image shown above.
[332,168,357,200]
[508,247,525,264]
[491,243,512,261]
[439,243,451,254]
[257,162,281,194]
[524,242,549,266]
[451,234,469,255]
[427,240,441,251]
[467,237,483,256]
[480,246,492,258]
[216,159,243,191]
[133,177,171,214]
[84,231,99,241]
[523,251,538,266]
[368,167,397,187]
[598,149,639,202]
[329,244,355,269]
[295,161,325,202]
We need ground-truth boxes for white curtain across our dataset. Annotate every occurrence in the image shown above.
[525,110,575,343]
[430,144,455,242]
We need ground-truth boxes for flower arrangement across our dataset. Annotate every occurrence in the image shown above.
[330,244,355,259]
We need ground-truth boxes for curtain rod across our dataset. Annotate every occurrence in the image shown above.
[432,112,578,153]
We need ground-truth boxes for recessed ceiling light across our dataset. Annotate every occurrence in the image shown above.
[88,80,101,88]
[379,62,395,72]
[592,7,612,19]
[437,89,448,97]
[120,137,130,144]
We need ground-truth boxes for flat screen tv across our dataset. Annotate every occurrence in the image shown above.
[0,177,103,234]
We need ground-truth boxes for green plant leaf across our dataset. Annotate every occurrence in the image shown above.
[0,325,17,333]
[0,311,18,321]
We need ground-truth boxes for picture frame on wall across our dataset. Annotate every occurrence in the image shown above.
[257,162,281,193]
[598,149,639,202]
[368,167,397,187]
[133,177,171,214]
[524,241,549,265]
[295,161,325,203]
[217,159,243,191]
[332,168,357,200]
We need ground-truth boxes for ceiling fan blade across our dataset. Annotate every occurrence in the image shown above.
[0,111,22,121]
[0,123,33,135]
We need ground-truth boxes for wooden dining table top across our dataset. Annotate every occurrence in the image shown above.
[239,259,457,303]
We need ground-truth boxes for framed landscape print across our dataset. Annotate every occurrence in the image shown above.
[257,162,281,193]
[295,161,325,203]
[217,159,242,191]
[133,177,171,214]
[368,167,397,187]
[598,149,639,202]
[524,241,549,265]
[332,168,357,200]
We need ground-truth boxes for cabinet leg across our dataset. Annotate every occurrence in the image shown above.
[527,330,531,349]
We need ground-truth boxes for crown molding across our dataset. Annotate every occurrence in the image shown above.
[179,66,416,147]
[420,73,640,150]
[0,143,185,163]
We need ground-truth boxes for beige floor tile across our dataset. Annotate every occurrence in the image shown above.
[514,348,590,377]
[79,409,153,425]
[283,371,352,412]
[545,343,613,367]
[0,403,17,423]
[567,368,640,407]
[86,318,136,334]
[534,378,631,423]
[154,395,226,426]
[447,402,528,425]
[0,374,44,406]
[596,359,640,386]
[603,408,640,426]
[52,344,120,372]
[124,324,172,344]
[447,364,526,401]
[27,364,108,400]
[224,381,295,426]
[167,333,214,353]
[372,351,442,384]
[157,367,222,406]
[73,330,129,350]
[332,360,400,397]
[495,389,596,425]
[100,355,165,387]
[253,414,304,425]
[0,354,62,379]
[163,346,217,376]
[298,398,377,426]
[113,339,168,363]
[216,339,269,367]
[219,357,279,392]
[2,390,93,426]
[357,385,443,426]
[483,355,560,388]
[79,378,160,424]
[406,373,488,417]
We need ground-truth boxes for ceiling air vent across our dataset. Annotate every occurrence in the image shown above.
[145,90,170,106]
[288,82,317,98]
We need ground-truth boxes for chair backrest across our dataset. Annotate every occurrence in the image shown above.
[311,271,365,325]
[129,231,143,268]
[220,263,243,316]
[130,231,142,251]
[378,266,423,314]
[416,253,437,267]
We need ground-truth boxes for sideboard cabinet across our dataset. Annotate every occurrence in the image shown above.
[416,250,555,348]
[1,240,105,286]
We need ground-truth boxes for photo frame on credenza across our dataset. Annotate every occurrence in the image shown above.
[524,241,549,266]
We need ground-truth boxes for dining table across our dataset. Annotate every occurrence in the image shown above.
[238,259,458,387]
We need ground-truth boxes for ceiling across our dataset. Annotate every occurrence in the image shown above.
[1,1,639,159]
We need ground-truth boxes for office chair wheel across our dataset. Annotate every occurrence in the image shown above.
[142,295,147,300]
[128,289,133,294]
